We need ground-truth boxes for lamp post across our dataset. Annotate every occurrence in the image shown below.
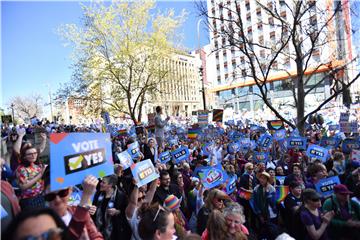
[10,103,15,124]
[197,18,207,111]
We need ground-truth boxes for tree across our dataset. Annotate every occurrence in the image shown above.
[56,0,186,125]
[8,94,43,121]
[198,0,359,135]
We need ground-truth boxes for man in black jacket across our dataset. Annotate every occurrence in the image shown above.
[153,170,182,205]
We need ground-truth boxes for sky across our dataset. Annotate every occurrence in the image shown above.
[1,0,209,114]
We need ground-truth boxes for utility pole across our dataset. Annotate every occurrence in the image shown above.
[197,18,207,111]
[10,103,15,124]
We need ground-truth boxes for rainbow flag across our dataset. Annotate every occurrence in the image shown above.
[146,125,155,133]
[267,120,284,130]
[275,185,289,204]
[117,129,127,136]
[188,128,200,140]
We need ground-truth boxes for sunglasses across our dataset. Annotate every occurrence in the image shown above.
[44,189,70,202]
[153,206,165,222]
[20,227,63,240]
[310,198,321,202]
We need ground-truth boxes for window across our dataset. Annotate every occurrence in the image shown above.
[260,50,265,58]
[259,35,264,45]
[270,31,276,41]
[245,1,250,11]
[257,22,263,30]
[268,17,274,27]
[241,69,247,77]
[238,101,250,111]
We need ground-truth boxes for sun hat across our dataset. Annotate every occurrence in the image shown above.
[163,194,182,211]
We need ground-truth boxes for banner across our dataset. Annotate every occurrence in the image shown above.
[287,136,307,150]
[212,109,223,122]
[201,164,228,189]
[267,120,285,130]
[131,159,159,188]
[275,186,289,204]
[127,142,141,160]
[226,175,237,194]
[342,138,360,154]
[171,146,190,164]
[50,133,113,191]
[253,151,269,163]
[257,134,273,149]
[306,144,329,162]
[117,150,133,170]
[315,176,340,198]
[273,129,286,141]
[159,151,172,164]
[198,111,209,125]
[117,129,128,137]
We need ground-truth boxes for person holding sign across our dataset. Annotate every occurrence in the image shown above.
[44,175,103,240]
[15,145,46,210]
[155,106,170,149]
[322,184,360,239]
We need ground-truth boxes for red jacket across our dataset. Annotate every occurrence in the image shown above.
[1,180,21,215]
[67,205,103,240]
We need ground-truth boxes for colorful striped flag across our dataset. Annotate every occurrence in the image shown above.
[188,128,200,139]
[275,185,289,204]
[117,129,127,136]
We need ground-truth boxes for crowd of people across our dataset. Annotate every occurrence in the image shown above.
[1,105,360,240]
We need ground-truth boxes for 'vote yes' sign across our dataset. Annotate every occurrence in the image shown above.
[315,176,340,198]
[50,133,113,191]
[306,144,329,162]
[287,137,307,150]
[171,146,190,164]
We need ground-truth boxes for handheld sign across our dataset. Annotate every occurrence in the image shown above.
[257,134,273,149]
[287,137,307,150]
[315,176,340,198]
[131,159,159,188]
[50,133,114,191]
[159,151,172,164]
[201,164,228,189]
[1,115,12,123]
[328,124,339,131]
[127,142,141,160]
[117,150,133,170]
[212,109,223,122]
[276,176,286,185]
[171,146,190,164]
[227,142,240,154]
[226,175,237,194]
[202,142,214,157]
[253,151,269,163]
[0,205,8,219]
[267,120,284,130]
[273,129,286,141]
[320,137,340,148]
[339,112,350,122]
[306,144,329,162]
[342,138,360,154]
[198,111,209,125]
[193,166,210,180]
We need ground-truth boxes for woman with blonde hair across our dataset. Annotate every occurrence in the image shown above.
[196,189,229,235]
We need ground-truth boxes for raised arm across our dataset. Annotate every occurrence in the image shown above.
[125,185,139,219]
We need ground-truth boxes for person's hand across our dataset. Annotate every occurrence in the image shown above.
[88,205,97,215]
[107,208,119,216]
[322,211,335,224]
[17,127,26,137]
[82,175,98,197]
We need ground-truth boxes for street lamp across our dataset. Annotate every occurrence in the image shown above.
[197,18,207,111]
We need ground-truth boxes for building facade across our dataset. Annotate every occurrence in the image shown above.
[206,0,355,114]
[145,51,202,117]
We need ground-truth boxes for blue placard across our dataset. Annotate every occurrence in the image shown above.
[171,146,190,164]
[287,137,307,150]
[315,176,340,198]
[227,142,240,154]
[342,138,360,154]
[258,134,273,149]
[273,129,286,141]
[225,120,235,126]
[276,176,286,185]
[201,164,228,189]
[50,133,114,191]
[159,151,172,164]
[306,144,329,162]
[320,137,340,148]
[238,138,251,148]
[130,159,159,188]
[226,175,237,194]
[253,151,269,163]
[202,142,214,156]
[193,166,210,179]
[117,150,133,170]
[127,142,141,160]
[290,129,300,137]
[328,124,339,131]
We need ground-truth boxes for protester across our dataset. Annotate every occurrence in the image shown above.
[283,181,302,233]
[153,170,182,205]
[322,184,360,239]
[44,175,103,239]
[3,208,69,240]
[155,106,170,149]
[15,145,46,210]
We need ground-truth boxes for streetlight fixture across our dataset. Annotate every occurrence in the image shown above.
[197,18,207,111]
